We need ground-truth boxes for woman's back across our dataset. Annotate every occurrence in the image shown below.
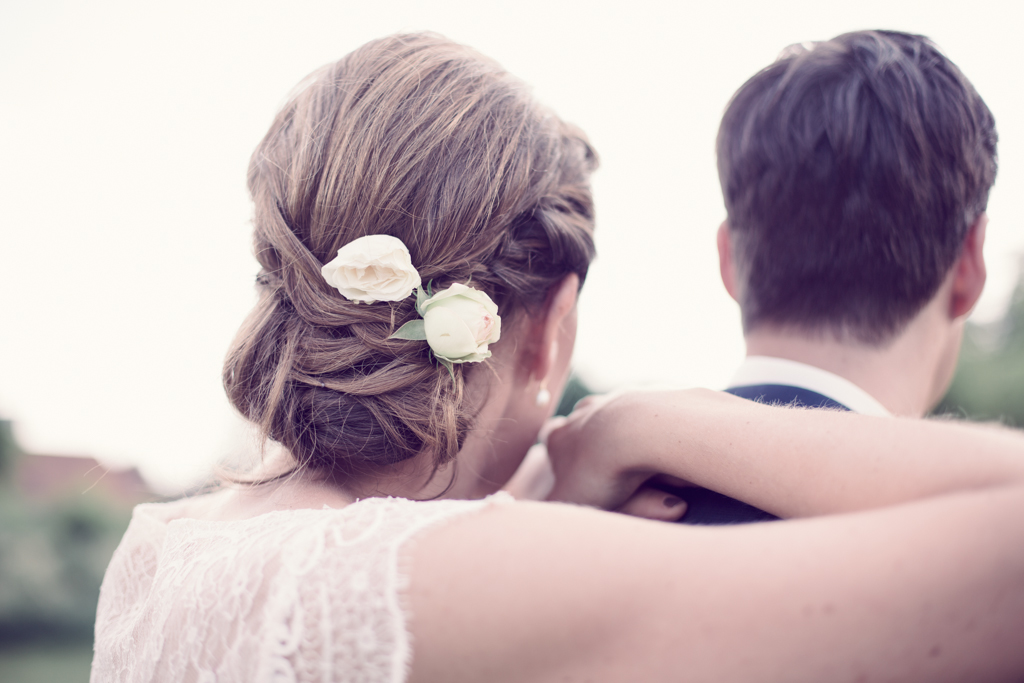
[91,491,505,683]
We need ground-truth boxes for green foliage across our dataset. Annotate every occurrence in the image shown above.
[0,492,132,644]
[0,641,94,683]
[555,373,593,417]
[0,427,134,647]
[0,421,19,483]
[937,271,1024,426]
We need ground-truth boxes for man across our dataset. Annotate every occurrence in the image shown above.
[680,29,997,524]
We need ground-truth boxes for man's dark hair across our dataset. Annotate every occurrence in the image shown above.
[717,30,997,344]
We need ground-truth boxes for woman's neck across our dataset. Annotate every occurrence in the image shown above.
[245,339,539,506]
[340,418,527,502]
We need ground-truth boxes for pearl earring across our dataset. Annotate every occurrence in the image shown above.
[536,380,551,408]
[535,342,558,408]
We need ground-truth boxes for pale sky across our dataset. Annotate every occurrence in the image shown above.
[2,0,1022,490]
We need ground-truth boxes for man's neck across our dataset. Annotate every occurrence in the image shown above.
[743,313,960,418]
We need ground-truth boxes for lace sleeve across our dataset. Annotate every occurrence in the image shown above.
[91,493,513,683]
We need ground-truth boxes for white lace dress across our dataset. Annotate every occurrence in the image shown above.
[91,494,509,683]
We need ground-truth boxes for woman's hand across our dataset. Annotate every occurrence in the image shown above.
[503,443,556,501]
[543,391,702,514]
[507,424,689,521]
[543,393,643,509]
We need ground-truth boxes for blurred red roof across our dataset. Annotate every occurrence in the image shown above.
[15,454,155,506]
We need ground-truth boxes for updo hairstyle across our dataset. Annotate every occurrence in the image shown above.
[223,33,598,481]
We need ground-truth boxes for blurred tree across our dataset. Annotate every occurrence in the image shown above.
[0,495,131,643]
[0,424,135,645]
[0,420,18,482]
[937,265,1024,426]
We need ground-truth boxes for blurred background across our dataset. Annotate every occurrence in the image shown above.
[2,0,1022,679]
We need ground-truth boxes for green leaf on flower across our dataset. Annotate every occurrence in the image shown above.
[389,320,427,340]
[415,286,428,314]
[437,356,456,382]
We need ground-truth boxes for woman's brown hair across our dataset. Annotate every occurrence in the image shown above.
[223,33,597,482]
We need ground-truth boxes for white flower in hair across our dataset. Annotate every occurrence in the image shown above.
[391,282,502,371]
[321,234,422,303]
[420,284,501,363]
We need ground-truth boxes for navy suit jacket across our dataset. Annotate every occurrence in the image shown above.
[669,384,850,525]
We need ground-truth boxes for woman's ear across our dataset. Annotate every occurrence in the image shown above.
[529,274,580,381]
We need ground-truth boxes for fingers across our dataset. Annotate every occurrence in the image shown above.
[572,394,600,412]
[615,486,689,522]
[504,444,556,500]
[543,391,652,510]
[539,416,567,446]
[542,393,607,455]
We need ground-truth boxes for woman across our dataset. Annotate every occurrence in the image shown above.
[91,33,1024,683]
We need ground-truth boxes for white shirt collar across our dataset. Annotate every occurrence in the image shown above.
[727,356,891,417]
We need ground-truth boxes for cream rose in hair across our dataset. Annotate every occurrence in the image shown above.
[420,284,501,362]
[321,234,422,303]
[390,282,503,364]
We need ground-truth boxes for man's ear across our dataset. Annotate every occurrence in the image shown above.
[529,274,580,381]
[949,214,988,320]
[717,221,740,303]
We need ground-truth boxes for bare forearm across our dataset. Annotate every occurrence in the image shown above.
[547,389,1024,516]
[411,489,1024,683]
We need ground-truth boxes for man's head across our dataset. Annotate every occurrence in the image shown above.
[717,30,997,345]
